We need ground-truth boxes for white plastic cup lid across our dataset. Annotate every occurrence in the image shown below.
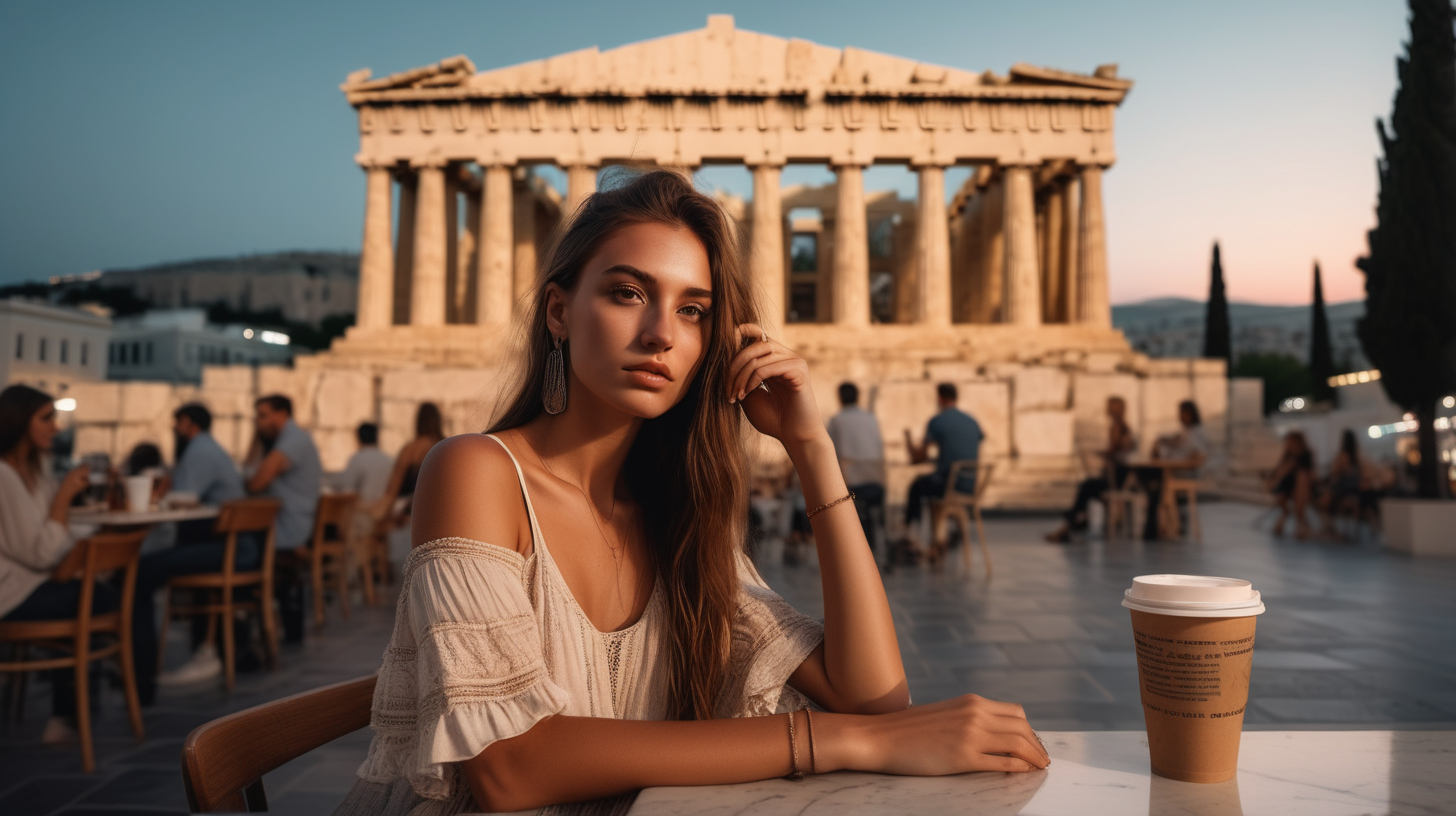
[1122,574,1265,617]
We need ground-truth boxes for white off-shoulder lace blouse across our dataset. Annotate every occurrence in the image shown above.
[332,434,824,816]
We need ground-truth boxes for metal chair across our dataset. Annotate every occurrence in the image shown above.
[182,674,376,812]
[161,498,281,690]
[927,459,996,576]
[0,529,149,772]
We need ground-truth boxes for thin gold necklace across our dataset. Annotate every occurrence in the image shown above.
[530,430,631,617]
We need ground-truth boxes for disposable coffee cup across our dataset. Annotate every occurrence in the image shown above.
[1123,575,1265,784]
[124,475,154,514]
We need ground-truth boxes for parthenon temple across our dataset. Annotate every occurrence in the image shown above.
[331,13,1127,358]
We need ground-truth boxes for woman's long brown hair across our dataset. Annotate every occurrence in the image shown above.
[487,169,756,720]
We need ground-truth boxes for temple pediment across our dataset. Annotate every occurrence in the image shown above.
[342,15,1129,102]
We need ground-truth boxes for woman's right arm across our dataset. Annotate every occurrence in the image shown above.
[0,467,81,571]
[466,696,1047,812]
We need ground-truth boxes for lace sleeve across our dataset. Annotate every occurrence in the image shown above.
[357,538,571,801]
[717,554,825,718]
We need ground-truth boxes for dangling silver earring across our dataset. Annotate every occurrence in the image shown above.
[543,336,566,414]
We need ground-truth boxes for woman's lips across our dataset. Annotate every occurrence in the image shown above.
[624,367,671,388]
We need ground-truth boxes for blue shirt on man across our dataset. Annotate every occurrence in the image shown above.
[171,431,244,507]
[925,407,983,490]
[264,419,322,551]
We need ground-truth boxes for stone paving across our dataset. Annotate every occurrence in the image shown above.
[1,501,1453,814]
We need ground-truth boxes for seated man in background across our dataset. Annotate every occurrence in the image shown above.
[133,402,248,698]
[246,394,321,644]
[900,383,983,559]
[826,382,886,551]
[330,422,393,506]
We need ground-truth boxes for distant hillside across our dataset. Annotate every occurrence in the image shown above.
[104,250,358,280]
[1112,297,1368,369]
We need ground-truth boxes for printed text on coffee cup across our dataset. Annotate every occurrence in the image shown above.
[1133,630,1255,704]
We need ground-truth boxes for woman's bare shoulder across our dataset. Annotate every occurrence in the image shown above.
[411,433,531,555]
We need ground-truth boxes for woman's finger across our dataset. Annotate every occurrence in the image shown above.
[740,358,806,398]
[733,350,793,400]
[726,341,776,393]
[970,754,1039,774]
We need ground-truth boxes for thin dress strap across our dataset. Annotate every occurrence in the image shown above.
[482,433,547,559]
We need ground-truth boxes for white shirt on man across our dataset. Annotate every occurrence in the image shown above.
[827,405,886,487]
[332,445,394,503]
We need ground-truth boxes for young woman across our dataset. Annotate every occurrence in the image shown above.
[0,384,101,744]
[1266,430,1315,539]
[335,171,1046,815]
[372,402,445,526]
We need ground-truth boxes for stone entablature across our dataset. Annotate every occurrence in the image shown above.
[332,15,1132,363]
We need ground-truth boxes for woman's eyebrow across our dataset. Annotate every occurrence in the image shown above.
[603,264,712,300]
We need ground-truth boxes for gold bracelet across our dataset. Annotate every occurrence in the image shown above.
[785,711,804,780]
[806,491,856,519]
[804,708,818,775]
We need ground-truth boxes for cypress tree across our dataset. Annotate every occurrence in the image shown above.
[1356,0,1456,499]
[1309,262,1338,406]
[1203,242,1232,371]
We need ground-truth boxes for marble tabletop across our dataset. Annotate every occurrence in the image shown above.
[626,731,1454,815]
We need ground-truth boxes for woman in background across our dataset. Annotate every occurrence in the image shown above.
[0,384,98,744]
[372,402,444,529]
[1266,430,1315,539]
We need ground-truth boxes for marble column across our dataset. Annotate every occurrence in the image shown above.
[1061,175,1082,328]
[513,171,538,304]
[1001,164,1041,327]
[565,164,598,220]
[749,162,785,333]
[356,163,394,331]
[914,163,952,326]
[459,179,480,324]
[478,164,514,328]
[409,160,448,327]
[1076,165,1112,328]
[1042,183,1065,323]
[974,177,1005,324]
[832,163,870,327]
[392,169,417,325]
[443,167,461,323]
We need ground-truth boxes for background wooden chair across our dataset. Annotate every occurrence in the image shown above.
[927,459,996,576]
[182,673,377,812]
[295,492,369,626]
[160,498,281,691]
[1160,477,1205,542]
[0,529,149,772]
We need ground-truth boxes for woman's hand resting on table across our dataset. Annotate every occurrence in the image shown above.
[819,693,1051,775]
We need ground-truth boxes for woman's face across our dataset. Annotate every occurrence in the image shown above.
[548,221,714,421]
[27,403,58,451]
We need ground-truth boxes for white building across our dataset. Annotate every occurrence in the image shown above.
[107,309,300,384]
[1,297,112,394]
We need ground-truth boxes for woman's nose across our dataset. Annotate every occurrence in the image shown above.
[639,307,675,351]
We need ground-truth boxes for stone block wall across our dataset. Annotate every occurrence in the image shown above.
[60,331,1231,510]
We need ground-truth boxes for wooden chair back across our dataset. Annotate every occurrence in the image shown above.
[182,674,377,812]
[942,459,996,505]
[0,529,150,772]
[312,492,359,547]
[214,497,281,579]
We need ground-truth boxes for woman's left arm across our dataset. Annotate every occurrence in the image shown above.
[729,325,909,715]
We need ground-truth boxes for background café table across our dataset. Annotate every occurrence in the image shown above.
[623,731,1454,815]
[68,505,220,528]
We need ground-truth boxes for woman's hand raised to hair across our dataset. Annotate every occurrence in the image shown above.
[821,693,1051,776]
[727,324,825,449]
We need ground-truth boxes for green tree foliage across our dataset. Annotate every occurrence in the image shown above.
[1233,353,1312,416]
[1356,0,1456,498]
[1203,242,1232,370]
[1309,262,1338,405]
[203,301,354,351]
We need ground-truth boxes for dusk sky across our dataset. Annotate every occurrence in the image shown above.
[0,0,1410,305]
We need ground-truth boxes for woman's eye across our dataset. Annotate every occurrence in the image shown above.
[679,304,708,320]
[611,286,644,302]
